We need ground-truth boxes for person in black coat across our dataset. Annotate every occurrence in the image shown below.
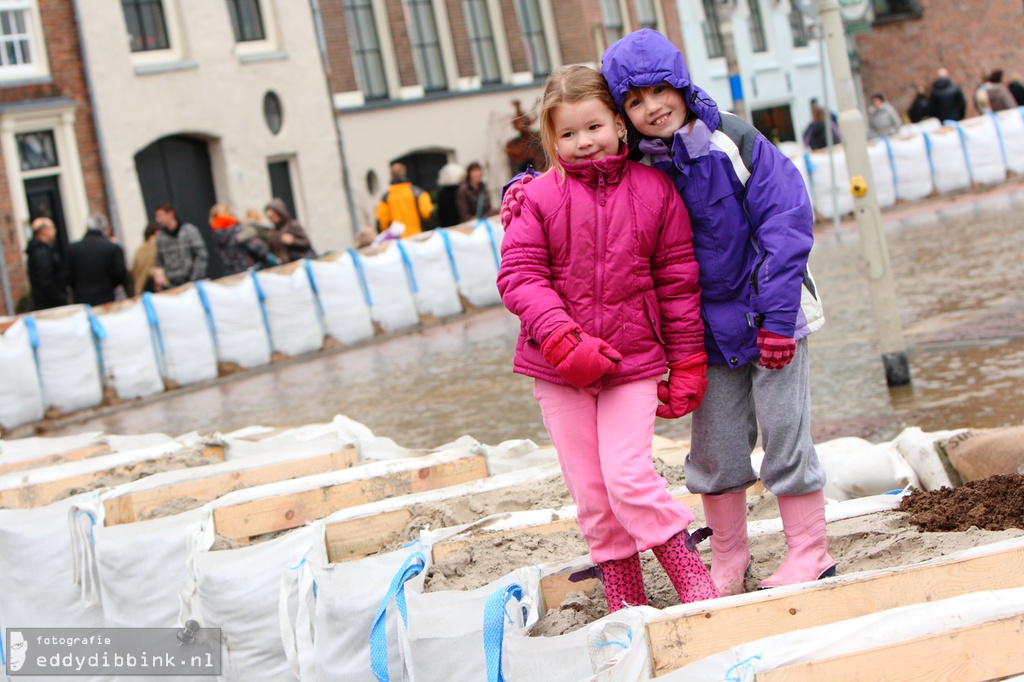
[927,68,967,123]
[65,213,133,306]
[25,216,67,310]
[907,84,930,123]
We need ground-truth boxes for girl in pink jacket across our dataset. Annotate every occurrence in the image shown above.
[497,65,716,612]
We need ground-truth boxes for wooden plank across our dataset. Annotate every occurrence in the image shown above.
[542,573,599,612]
[755,616,1024,682]
[213,454,489,542]
[0,444,111,475]
[103,447,359,525]
[0,445,225,509]
[325,508,413,563]
[648,541,1024,676]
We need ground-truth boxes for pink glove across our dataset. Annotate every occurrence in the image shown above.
[757,329,796,370]
[656,353,708,419]
[541,322,622,388]
[500,173,535,229]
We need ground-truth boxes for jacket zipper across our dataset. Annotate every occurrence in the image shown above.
[595,172,606,337]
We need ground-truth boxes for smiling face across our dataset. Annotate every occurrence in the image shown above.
[623,83,688,139]
[550,98,625,165]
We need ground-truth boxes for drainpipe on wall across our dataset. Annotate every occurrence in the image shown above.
[309,0,360,238]
[0,223,14,314]
[71,0,123,243]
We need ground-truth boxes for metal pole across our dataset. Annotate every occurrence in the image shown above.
[818,35,842,243]
[717,1,747,121]
[818,0,910,386]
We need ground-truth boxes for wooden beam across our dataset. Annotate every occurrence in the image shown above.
[103,447,359,525]
[754,616,1024,682]
[325,508,413,563]
[213,454,489,543]
[542,573,599,612]
[648,541,1024,676]
[0,444,111,475]
[0,445,224,509]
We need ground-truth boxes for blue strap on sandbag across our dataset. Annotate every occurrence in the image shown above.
[141,292,169,377]
[922,132,937,183]
[477,218,500,272]
[439,229,460,282]
[987,111,1009,168]
[84,305,108,386]
[482,583,525,682]
[302,259,329,324]
[347,248,374,307]
[193,281,223,360]
[881,136,899,192]
[369,551,426,681]
[395,241,419,294]
[952,122,974,183]
[248,271,275,344]
[20,315,45,407]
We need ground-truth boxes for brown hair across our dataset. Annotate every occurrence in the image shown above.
[539,65,621,177]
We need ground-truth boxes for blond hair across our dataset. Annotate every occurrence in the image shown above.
[208,202,233,220]
[539,65,621,177]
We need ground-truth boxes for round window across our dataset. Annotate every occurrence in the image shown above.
[366,169,379,196]
[263,91,283,135]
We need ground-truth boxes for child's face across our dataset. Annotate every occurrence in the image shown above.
[623,83,688,138]
[551,99,625,164]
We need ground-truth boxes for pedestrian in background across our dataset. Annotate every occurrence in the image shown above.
[154,203,208,288]
[131,223,159,293]
[265,198,316,264]
[375,162,433,238]
[65,213,132,305]
[907,84,930,123]
[455,161,494,224]
[435,162,465,228]
[980,70,1016,112]
[498,64,716,613]
[802,101,841,150]
[208,203,270,275]
[928,67,967,122]
[25,216,66,310]
[867,93,902,138]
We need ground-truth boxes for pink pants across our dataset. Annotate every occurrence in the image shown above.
[534,377,695,563]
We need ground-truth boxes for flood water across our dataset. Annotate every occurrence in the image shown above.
[36,184,1024,448]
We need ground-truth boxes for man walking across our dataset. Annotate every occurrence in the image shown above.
[65,213,133,305]
[25,216,67,310]
[928,68,967,123]
[153,203,208,288]
[375,162,433,238]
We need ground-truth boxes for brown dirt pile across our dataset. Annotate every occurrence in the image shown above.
[898,474,1024,532]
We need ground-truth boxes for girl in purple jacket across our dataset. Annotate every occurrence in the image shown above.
[602,29,835,596]
[497,65,717,613]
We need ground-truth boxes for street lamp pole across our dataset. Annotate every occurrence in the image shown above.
[818,0,911,386]
[717,0,747,121]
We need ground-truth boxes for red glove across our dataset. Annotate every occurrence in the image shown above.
[757,329,796,370]
[500,173,535,229]
[656,353,708,419]
[541,322,622,388]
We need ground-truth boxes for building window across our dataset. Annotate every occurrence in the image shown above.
[789,2,809,47]
[463,0,499,84]
[873,0,921,22]
[0,4,32,68]
[263,91,282,134]
[701,0,723,59]
[343,0,388,100]
[515,0,550,78]
[633,0,658,30]
[600,0,624,46]
[748,0,767,52]
[227,0,265,42]
[406,0,447,92]
[16,130,58,171]
[122,0,170,52]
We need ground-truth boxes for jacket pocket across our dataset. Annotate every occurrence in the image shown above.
[641,290,666,345]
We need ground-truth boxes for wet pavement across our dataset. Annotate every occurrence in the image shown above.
[27,182,1024,448]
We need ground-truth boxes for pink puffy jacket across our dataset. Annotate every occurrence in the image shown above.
[497,146,704,387]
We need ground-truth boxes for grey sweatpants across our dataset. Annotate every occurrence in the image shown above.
[684,338,826,497]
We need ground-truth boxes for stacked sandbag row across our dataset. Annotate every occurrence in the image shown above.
[0,221,504,431]
[792,107,1024,221]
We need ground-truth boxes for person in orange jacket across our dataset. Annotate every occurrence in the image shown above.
[375,162,433,237]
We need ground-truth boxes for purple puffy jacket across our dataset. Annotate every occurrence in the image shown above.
[497,145,704,387]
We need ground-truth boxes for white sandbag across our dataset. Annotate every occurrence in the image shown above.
[956,115,1007,185]
[993,107,1024,174]
[866,138,897,208]
[29,306,103,413]
[816,436,920,501]
[0,318,44,429]
[892,426,958,491]
[356,243,421,332]
[306,255,375,345]
[196,275,272,368]
[143,288,218,387]
[255,261,324,357]
[445,220,503,307]
[925,125,971,194]
[399,235,463,318]
[804,149,853,220]
[93,301,164,400]
[784,149,814,214]
[885,132,934,202]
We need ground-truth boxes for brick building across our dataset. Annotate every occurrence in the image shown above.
[0,0,106,315]
[854,0,1024,120]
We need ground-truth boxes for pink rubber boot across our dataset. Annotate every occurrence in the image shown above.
[652,530,718,604]
[701,492,751,597]
[598,554,648,613]
[759,489,837,589]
